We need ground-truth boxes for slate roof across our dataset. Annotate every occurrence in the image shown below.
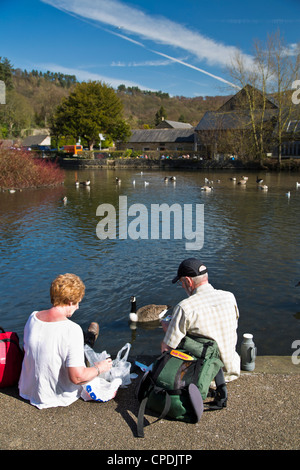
[128,128,195,143]
[195,110,277,132]
[156,120,193,129]
[22,135,50,146]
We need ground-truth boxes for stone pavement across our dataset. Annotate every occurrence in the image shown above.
[0,356,299,452]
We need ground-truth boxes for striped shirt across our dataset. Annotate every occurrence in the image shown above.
[163,283,240,381]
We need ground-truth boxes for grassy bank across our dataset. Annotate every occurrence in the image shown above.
[0,148,65,190]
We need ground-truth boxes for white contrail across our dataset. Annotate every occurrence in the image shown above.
[150,50,240,89]
[42,0,251,88]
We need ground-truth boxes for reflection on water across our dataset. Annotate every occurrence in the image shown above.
[0,169,300,357]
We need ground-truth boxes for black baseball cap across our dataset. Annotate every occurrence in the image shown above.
[172,258,207,284]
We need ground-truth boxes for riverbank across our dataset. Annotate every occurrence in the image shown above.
[1,356,299,452]
[60,156,300,172]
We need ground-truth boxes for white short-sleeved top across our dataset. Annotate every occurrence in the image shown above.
[19,312,85,409]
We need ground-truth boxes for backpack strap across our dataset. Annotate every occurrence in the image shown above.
[137,386,172,438]
[136,351,177,438]
[207,368,228,410]
[0,329,24,356]
[188,383,204,422]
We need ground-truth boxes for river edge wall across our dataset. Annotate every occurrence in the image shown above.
[59,157,300,172]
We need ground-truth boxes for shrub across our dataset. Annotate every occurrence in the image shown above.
[0,148,65,190]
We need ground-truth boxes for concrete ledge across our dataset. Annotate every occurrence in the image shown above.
[0,356,299,451]
[250,356,300,375]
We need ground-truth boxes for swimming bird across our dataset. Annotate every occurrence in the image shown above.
[256,176,263,184]
[200,185,212,192]
[116,177,121,184]
[286,191,291,198]
[204,177,213,185]
[129,296,170,323]
[238,179,247,185]
[229,177,236,181]
[296,182,300,189]
[80,180,90,186]
[164,177,169,182]
[144,181,149,186]
[75,180,80,187]
[169,176,176,182]
[62,196,68,204]
[258,184,268,191]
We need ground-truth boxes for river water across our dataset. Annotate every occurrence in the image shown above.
[0,168,299,358]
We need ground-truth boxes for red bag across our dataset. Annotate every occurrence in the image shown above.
[0,327,24,388]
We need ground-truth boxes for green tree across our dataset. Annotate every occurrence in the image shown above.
[0,89,34,137]
[51,81,130,150]
[155,105,167,126]
[0,57,14,90]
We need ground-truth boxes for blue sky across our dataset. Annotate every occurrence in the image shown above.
[1,0,300,97]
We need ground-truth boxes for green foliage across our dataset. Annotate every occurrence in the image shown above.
[155,105,168,125]
[0,59,231,139]
[0,57,14,90]
[51,81,130,149]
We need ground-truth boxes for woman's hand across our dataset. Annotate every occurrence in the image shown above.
[68,358,113,384]
[95,358,113,374]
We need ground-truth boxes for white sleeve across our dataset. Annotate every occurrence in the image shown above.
[66,324,85,368]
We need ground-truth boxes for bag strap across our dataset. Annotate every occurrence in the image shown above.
[137,386,172,438]
[0,337,24,356]
[207,368,227,409]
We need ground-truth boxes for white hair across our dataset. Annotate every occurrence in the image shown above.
[192,268,208,285]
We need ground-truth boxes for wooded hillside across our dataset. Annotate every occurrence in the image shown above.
[0,57,231,138]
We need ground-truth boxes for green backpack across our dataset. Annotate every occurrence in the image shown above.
[136,335,227,437]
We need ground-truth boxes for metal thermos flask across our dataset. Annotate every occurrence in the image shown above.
[241,333,257,371]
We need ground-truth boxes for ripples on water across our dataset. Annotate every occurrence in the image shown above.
[0,169,299,357]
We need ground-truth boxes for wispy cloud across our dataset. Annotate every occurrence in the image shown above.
[111,58,180,67]
[282,43,300,57]
[41,0,252,88]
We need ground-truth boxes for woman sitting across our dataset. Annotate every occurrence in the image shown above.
[19,273,112,409]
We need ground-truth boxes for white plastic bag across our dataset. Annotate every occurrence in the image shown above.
[81,377,122,402]
[106,343,132,387]
[81,343,133,402]
[84,344,110,372]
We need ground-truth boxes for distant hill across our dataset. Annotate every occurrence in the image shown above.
[116,86,231,128]
[1,58,232,137]
[12,69,231,129]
